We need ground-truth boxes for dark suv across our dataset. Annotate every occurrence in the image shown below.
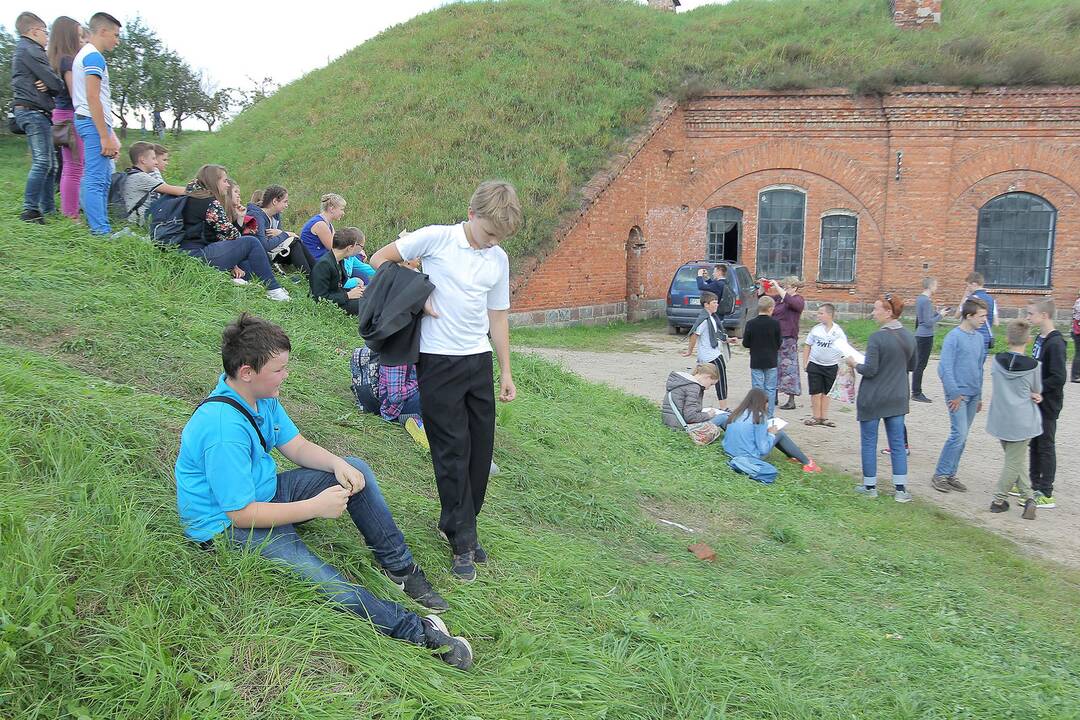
[665,261,758,336]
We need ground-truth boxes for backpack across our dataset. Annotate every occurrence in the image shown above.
[666,391,721,446]
[108,168,156,221]
[350,347,382,414]
[146,195,188,247]
[717,282,736,317]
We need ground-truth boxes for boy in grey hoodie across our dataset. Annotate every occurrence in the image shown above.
[986,320,1042,519]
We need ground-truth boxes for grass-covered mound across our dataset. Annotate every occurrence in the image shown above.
[173,0,1080,269]
[3,139,1080,717]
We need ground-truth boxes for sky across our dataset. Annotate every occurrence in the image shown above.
[18,1,729,92]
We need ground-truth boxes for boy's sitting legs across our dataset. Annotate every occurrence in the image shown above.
[230,455,449,613]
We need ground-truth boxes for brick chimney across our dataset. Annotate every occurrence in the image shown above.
[648,0,681,11]
[891,0,942,29]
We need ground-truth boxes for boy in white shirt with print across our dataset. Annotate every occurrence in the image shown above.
[370,181,522,582]
[801,303,847,427]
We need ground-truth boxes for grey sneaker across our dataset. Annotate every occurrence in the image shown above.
[930,475,952,493]
[855,485,878,499]
[384,564,449,613]
[894,489,913,503]
[946,476,968,492]
[422,615,474,670]
[451,551,477,582]
[1021,499,1037,520]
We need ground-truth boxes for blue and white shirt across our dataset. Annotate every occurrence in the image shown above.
[71,44,112,125]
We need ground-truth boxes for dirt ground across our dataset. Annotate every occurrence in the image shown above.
[522,327,1080,570]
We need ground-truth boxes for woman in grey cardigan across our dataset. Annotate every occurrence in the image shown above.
[847,295,916,501]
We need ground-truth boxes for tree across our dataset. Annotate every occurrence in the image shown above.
[193,76,234,132]
[106,16,163,138]
[161,54,202,134]
[0,26,15,120]
[234,75,279,111]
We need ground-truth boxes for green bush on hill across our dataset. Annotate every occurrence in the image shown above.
[173,0,1080,270]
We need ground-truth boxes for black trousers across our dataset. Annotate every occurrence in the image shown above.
[1030,412,1058,497]
[912,335,933,395]
[1071,333,1080,382]
[710,354,728,402]
[284,238,315,276]
[416,351,495,554]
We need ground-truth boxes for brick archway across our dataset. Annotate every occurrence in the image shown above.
[681,140,886,237]
[950,143,1080,207]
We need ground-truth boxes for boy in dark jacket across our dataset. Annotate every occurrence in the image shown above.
[1027,298,1067,509]
[11,12,64,224]
[742,295,782,418]
[310,227,366,315]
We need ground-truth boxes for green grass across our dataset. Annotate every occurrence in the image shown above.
[4,138,1080,718]
[169,0,1080,271]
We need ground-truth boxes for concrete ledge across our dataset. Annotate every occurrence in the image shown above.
[510,299,664,328]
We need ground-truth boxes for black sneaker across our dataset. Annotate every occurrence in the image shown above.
[19,209,44,225]
[384,565,450,613]
[990,499,1010,513]
[911,393,932,403]
[1021,498,1037,520]
[422,615,474,670]
[451,551,477,582]
[474,543,488,564]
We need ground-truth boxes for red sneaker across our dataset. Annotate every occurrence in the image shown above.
[802,458,822,473]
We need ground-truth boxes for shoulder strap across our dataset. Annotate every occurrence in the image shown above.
[196,396,270,452]
[667,391,689,430]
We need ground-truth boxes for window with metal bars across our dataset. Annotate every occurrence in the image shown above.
[975,193,1056,289]
[756,189,805,278]
[818,213,857,283]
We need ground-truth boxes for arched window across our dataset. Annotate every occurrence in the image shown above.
[975,192,1056,289]
[706,207,741,263]
[818,211,858,283]
[756,187,805,279]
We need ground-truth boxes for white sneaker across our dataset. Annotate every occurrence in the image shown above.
[232,277,250,285]
[266,287,291,301]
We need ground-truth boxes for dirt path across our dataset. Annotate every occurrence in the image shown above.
[522,328,1080,569]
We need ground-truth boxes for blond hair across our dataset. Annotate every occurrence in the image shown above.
[1006,319,1032,347]
[320,193,346,212]
[694,363,720,380]
[758,296,775,313]
[1029,297,1056,318]
[224,179,242,223]
[781,276,800,290]
[469,180,523,238]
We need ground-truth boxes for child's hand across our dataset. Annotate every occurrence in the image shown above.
[231,266,245,280]
[681,349,692,357]
[311,486,349,519]
[347,285,365,300]
[423,296,440,318]
[333,459,366,495]
[1031,392,1043,404]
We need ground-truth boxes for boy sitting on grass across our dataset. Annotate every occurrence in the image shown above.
[123,141,186,225]
[309,227,367,316]
[986,319,1042,519]
[175,313,473,670]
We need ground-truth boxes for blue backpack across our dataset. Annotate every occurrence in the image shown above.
[728,455,778,484]
[146,195,188,247]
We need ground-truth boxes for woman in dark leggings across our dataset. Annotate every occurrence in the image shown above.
[246,184,316,276]
[180,165,290,301]
[720,388,820,473]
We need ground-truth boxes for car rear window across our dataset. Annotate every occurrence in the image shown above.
[671,266,702,294]
[736,267,754,292]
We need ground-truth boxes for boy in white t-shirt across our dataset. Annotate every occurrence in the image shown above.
[369,181,522,583]
[801,303,847,427]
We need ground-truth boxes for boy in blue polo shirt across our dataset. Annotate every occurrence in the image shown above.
[175,313,473,670]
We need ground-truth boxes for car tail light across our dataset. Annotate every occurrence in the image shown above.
[735,297,742,305]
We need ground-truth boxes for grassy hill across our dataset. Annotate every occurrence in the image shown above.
[4,136,1080,716]
[171,0,1080,269]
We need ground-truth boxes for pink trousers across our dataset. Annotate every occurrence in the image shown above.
[52,107,84,219]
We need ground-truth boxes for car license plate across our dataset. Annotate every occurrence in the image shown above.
[688,297,700,306]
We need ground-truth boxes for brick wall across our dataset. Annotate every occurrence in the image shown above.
[511,86,1080,324]
[891,0,942,29]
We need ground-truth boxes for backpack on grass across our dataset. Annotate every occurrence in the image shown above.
[146,195,188,247]
[108,168,156,222]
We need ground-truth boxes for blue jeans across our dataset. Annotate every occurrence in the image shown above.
[934,395,979,477]
[74,117,112,234]
[15,109,56,215]
[188,236,282,290]
[859,415,908,486]
[750,367,778,418]
[220,456,425,644]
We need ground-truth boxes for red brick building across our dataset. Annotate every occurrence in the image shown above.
[510,85,1080,326]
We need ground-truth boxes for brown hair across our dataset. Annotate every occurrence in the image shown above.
[961,297,988,320]
[190,164,228,205]
[249,189,264,206]
[223,179,242,223]
[47,16,82,73]
[819,303,836,317]
[128,141,155,166]
[1029,296,1056,318]
[88,12,121,33]
[713,264,728,276]
[152,144,168,155]
[261,184,288,208]
[965,271,984,286]
[881,294,905,319]
[1006,319,1031,347]
[730,388,769,426]
[15,12,45,36]
[334,226,365,250]
[700,291,718,305]
[221,313,291,377]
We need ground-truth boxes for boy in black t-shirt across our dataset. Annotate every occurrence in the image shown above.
[742,295,782,418]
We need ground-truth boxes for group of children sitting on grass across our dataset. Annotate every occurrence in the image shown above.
[662,283,1071,523]
[118,143,378,309]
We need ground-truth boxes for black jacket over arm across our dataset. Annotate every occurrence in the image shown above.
[12,37,63,112]
[358,262,435,366]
